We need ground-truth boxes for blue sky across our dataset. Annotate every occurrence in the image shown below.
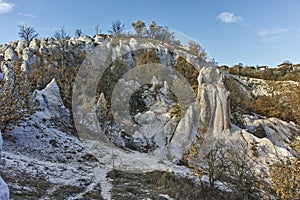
[0,0,299,67]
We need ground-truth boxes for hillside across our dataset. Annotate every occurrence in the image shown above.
[0,32,299,200]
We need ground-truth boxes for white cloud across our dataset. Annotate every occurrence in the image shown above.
[18,13,37,18]
[258,28,290,37]
[216,12,242,23]
[258,28,290,41]
[0,0,13,14]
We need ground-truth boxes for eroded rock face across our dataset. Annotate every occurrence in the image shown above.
[167,66,231,161]
[239,114,299,157]
[0,131,10,200]
[33,78,71,125]
[197,66,231,133]
[2,36,296,166]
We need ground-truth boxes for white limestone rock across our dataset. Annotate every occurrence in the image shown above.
[33,78,70,124]
[20,60,31,73]
[29,38,40,51]
[155,46,174,67]
[16,40,29,54]
[167,66,231,161]
[22,47,38,65]
[4,46,18,62]
[129,38,139,50]
[1,61,14,86]
[166,103,200,161]
[94,35,104,43]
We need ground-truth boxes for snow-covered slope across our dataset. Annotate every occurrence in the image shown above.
[0,78,194,199]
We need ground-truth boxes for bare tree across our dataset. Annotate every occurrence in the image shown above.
[226,147,261,200]
[108,20,125,35]
[75,29,83,38]
[188,40,207,59]
[201,143,229,188]
[53,27,70,66]
[53,26,70,40]
[18,24,39,42]
[95,24,100,35]
[185,138,261,199]
[185,140,229,188]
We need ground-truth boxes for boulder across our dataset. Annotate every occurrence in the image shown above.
[4,46,18,62]
[22,47,38,65]
[29,38,40,51]
[16,40,29,54]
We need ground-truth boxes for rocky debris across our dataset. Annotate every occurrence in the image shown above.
[0,131,10,200]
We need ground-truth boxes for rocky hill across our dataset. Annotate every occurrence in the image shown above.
[0,34,299,199]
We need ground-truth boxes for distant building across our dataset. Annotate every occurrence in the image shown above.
[276,62,293,73]
[257,66,268,71]
[277,62,292,69]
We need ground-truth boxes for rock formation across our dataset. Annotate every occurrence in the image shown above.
[0,35,299,199]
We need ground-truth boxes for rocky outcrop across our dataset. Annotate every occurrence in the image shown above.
[4,46,17,62]
[239,114,299,156]
[197,66,231,132]
[167,66,231,160]
[0,131,9,200]
[1,36,300,199]
[33,78,71,127]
